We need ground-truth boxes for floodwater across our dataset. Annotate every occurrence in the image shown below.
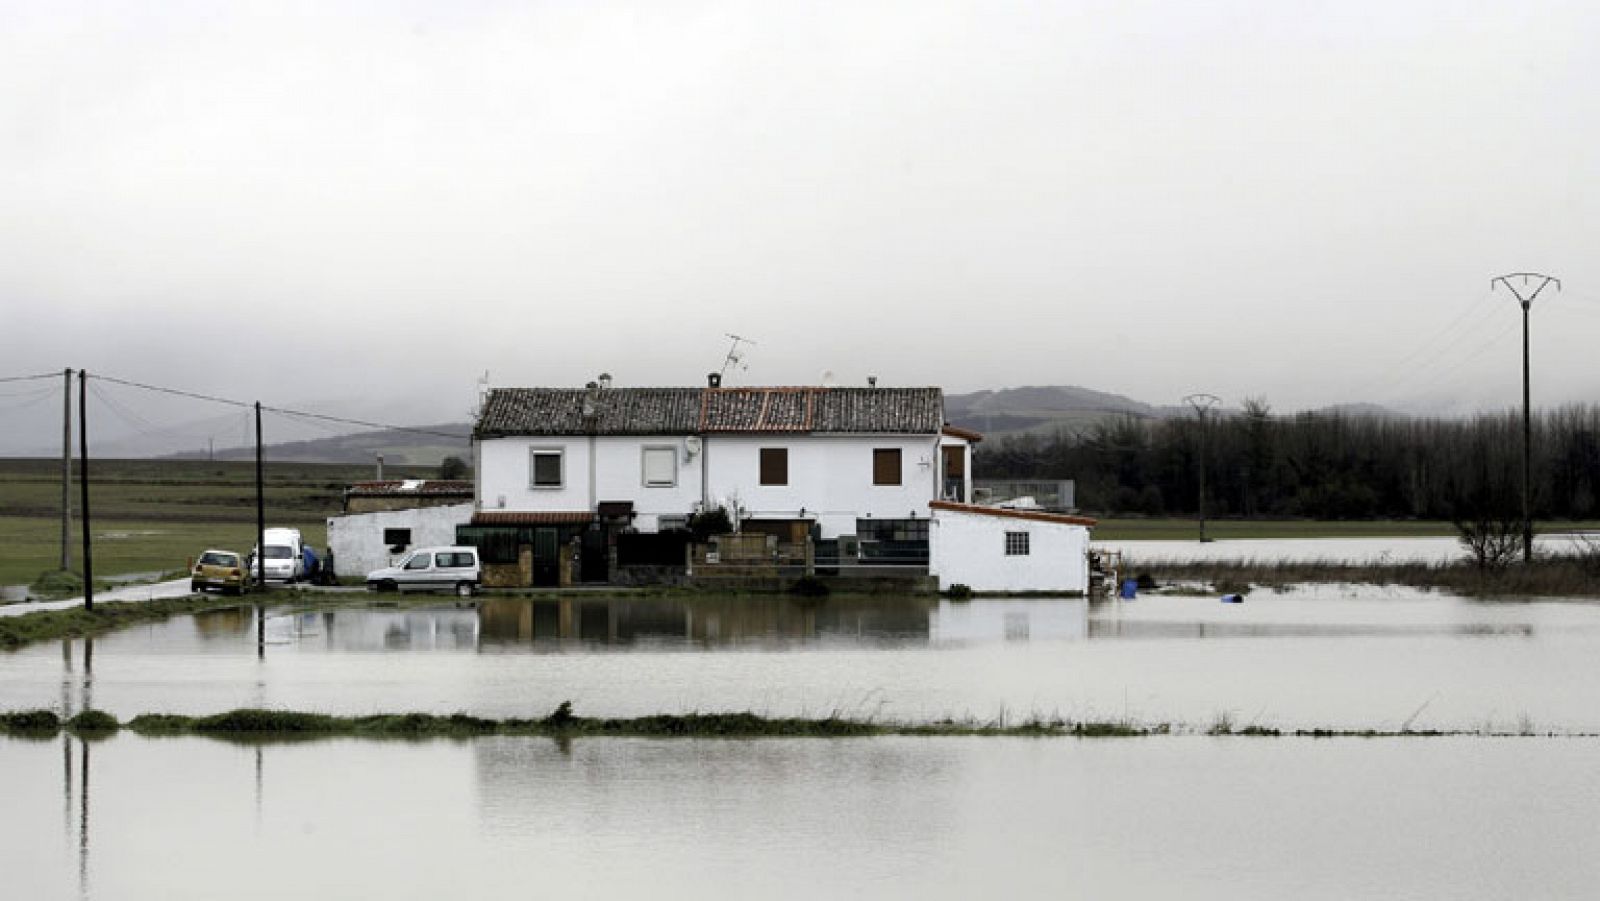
[1095,532,1596,564]
[5,732,1598,900]
[6,587,1600,732]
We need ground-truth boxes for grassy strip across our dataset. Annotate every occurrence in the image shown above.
[2,704,1590,741]
[0,594,263,649]
[1129,555,1600,597]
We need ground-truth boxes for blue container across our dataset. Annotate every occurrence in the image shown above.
[1119,579,1138,600]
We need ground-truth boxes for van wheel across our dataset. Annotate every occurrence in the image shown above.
[377,579,397,593]
[455,582,475,598]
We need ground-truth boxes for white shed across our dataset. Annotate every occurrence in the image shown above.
[326,503,475,579]
[928,500,1096,594]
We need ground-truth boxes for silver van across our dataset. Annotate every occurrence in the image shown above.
[365,546,481,596]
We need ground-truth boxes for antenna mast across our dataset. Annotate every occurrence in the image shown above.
[720,334,756,381]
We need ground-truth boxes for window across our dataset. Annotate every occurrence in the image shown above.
[642,446,677,487]
[383,528,412,547]
[760,448,788,485]
[873,448,902,486]
[856,518,929,542]
[530,448,564,488]
[404,554,432,570]
[435,552,475,568]
[1005,532,1030,556]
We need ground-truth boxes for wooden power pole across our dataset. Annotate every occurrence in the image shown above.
[61,367,72,572]
[78,370,92,611]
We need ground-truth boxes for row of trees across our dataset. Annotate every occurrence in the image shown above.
[974,400,1600,521]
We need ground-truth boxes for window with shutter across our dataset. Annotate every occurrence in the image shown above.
[759,448,788,485]
[873,448,902,486]
[642,446,677,487]
[530,449,563,487]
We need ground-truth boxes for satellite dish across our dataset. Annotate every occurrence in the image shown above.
[821,370,837,387]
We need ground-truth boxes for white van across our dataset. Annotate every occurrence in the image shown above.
[365,546,481,596]
[252,527,304,583]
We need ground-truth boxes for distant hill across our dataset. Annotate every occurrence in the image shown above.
[165,423,472,466]
[944,385,1181,439]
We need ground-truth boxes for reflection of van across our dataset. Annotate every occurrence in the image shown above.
[253,527,304,583]
[365,546,481,597]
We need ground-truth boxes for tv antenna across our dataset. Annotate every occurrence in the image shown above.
[720,334,756,381]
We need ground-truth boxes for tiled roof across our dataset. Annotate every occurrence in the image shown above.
[929,500,1098,527]
[477,386,942,436]
[346,480,474,497]
[470,510,595,525]
[476,388,702,437]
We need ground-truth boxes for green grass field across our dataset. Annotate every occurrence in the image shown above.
[0,457,435,586]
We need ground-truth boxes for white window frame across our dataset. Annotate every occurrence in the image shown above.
[1005,531,1030,556]
[641,445,678,488]
[529,447,565,489]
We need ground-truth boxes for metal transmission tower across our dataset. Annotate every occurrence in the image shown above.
[1492,272,1560,563]
[1183,393,1222,543]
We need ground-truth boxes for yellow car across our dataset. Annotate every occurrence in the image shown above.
[191,549,250,595]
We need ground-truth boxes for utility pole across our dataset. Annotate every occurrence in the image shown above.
[78,370,92,612]
[256,401,266,656]
[1492,272,1560,564]
[61,368,72,572]
[1183,393,1222,543]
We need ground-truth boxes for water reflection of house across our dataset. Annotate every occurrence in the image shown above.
[476,597,932,646]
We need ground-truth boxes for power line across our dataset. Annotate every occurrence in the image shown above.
[0,372,62,384]
[86,372,469,442]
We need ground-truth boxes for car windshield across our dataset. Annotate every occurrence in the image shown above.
[264,546,293,559]
[199,552,237,567]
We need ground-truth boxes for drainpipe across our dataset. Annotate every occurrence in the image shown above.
[588,435,597,513]
[700,436,710,511]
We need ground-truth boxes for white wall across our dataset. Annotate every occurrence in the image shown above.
[929,509,1091,594]
[327,503,474,578]
[705,434,940,539]
[480,432,943,539]
[477,436,705,530]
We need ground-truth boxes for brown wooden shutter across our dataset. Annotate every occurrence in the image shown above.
[760,448,788,485]
[873,448,901,485]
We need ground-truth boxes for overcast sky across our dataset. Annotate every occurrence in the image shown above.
[2,0,1596,450]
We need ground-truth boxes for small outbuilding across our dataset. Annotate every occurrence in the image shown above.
[928,500,1096,594]
[327,480,476,579]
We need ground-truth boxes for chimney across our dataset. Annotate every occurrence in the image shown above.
[598,372,613,390]
[376,454,384,480]
[867,375,878,389]
[708,372,722,388]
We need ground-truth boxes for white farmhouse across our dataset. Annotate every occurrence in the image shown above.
[474,381,965,517]
[466,377,1089,592]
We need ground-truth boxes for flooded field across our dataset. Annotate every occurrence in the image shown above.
[5,732,1597,900]
[1096,532,1595,564]
[6,588,1600,732]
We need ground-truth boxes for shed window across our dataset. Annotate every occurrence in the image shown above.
[760,448,788,486]
[383,528,412,547]
[642,447,677,487]
[531,449,564,488]
[1005,532,1030,556]
[873,448,902,486]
